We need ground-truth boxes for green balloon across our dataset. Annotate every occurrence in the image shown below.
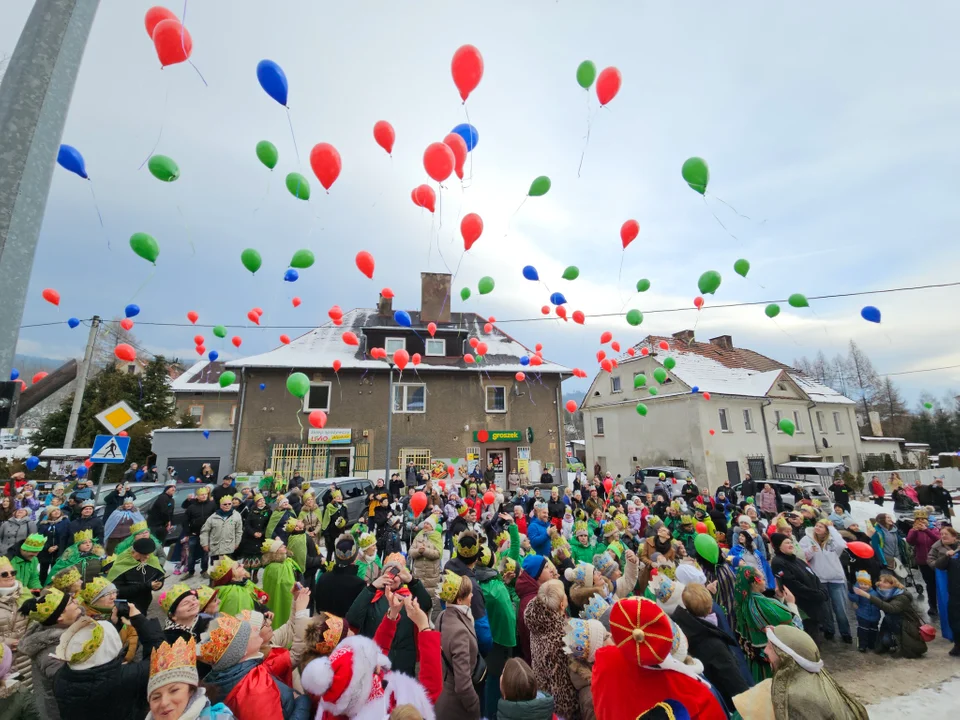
[290,249,315,269]
[734,258,750,278]
[788,293,809,308]
[694,533,719,564]
[460,287,471,301]
[634,374,647,388]
[286,172,311,200]
[636,279,651,292]
[241,248,262,275]
[635,403,648,417]
[648,387,658,396]
[681,157,709,195]
[626,309,643,326]
[562,266,580,281]
[129,232,159,264]
[778,418,796,436]
[924,402,933,410]
[219,371,236,388]
[286,372,310,399]
[478,276,495,295]
[664,357,676,370]
[698,270,722,295]
[147,155,179,182]
[576,60,597,89]
[765,304,781,319]
[256,140,278,170]
[528,176,551,197]
[653,368,667,384]
[212,325,227,339]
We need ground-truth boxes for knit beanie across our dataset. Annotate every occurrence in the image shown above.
[563,618,607,663]
[770,533,790,553]
[522,554,547,580]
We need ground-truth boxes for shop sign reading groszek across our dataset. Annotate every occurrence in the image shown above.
[473,429,522,443]
[307,428,352,445]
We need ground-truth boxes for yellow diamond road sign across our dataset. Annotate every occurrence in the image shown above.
[95,400,140,435]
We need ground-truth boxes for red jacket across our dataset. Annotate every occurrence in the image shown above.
[373,614,442,704]
[224,648,294,720]
[515,571,540,665]
[515,515,528,535]
[870,479,885,498]
[591,646,726,720]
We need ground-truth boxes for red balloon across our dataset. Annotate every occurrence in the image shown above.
[411,353,421,366]
[596,66,622,106]
[413,184,436,213]
[603,478,613,493]
[423,142,455,183]
[572,310,585,325]
[541,305,550,315]
[556,306,567,320]
[461,213,483,250]
[565,399,577,413]
[621,220,639,249]
[308,410,328,429]
[114,344,136,362]
[427,322,437,337]
[231,336,242,348]
[596,350,606,362]
[601,359,613,373]
[694,296,704,309]
[515,372,525,382]
[252,307,263,316]
[187,311,199,324]
[529,355,542,366]
[145,6,177,37]
[535,343,543,352]
[42,288,60,306]
[708,429,715,436]
[847,541,874,559]
[195,345,205,356]
[469,337,479,349]
[332,359,341,372]
[488,316,496,323]
[659,340,670,351]
[152,19,192,67]
[280,334,291,345]
[118,431,128,437]
[309,143,342,190]
[373,120,395,155]
[483,323,493,334]
[292,297,302,308]
[381,288,394,299]
[84,459,93,469]
[333,319,342,327]
[696,521,709,533]
[193,335,204,346]
[444,133,468,180]
[393,349,410,371]
[342,332,359,346]
[355,251,375,279]
[703,392,712,401]
[477,429,489,443]
[483,491,495,506]
[410,491,428,517]
[451,44,484,101]
[447,465,455,478]
[476,342,488,356]
[611,341,620,352]
[31,371,48,385]
[600,331,613,344]
[464,354,475,364]
[611,359,619,369]
[627,348,636,357]
[329,305,343,321]
[247,310,260,325]
[410,188,422,208]
[120,318,134,331]
[641,347,650,356]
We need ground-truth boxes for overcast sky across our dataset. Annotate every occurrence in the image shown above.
[4,1,959,404]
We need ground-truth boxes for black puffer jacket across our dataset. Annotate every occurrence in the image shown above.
[771,551,827,626]
[68,514,104,544]
[237,507,271,557]
[313,564,367,617]
[671,606,750,707]
[182,498,216,536]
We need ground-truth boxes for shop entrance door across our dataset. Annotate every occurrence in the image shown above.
[486,449,507,488]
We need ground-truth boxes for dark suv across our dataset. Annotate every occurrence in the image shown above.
[309,477,375,528]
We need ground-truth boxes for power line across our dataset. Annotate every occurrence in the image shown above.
[882,364,960,378]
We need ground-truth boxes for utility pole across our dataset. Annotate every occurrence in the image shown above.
[384,365,394,480]
[63,315,99,448]
[0,0,100,379]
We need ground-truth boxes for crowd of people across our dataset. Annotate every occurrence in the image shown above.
[0,465,956,720]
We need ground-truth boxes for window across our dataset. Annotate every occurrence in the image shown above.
[188,405,204,423]
[743,408,754,432]
[816,411,824,432]
[842,455,851,468]
[303,382,331,411]
[793,411,804,433]
[610,376,622,393]
[393,384,426,413]
[774,410,783,432]
[485,386,507,413]
[596,417,605,436]
[230,404,237,426]
[718,408,730,432]
[127,364,136,375]
[425,339,446,357]
[385,337,406,354]
[833,411,843,433]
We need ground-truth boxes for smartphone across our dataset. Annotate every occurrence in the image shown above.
[386,566,401,578]
[114,599,130,619]
[294,582,304,591]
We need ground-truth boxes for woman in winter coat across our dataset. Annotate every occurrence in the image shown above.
[929,525,960,652]
[564,618,606,720]
[37,507,71,585]
[800,520,852,642]
[436,570,482,720]
[853,571,926,658]
[770,533,828,643]
[0,558,32,693]
[236,495,270,566]
[408,516,443,620]
[0,509,36,556]
[907,511,941,616]
[525,579,580,720]
[0,497,12,524]
[497,657,558,720]
[757,484,779,519]
[728,528,775,592]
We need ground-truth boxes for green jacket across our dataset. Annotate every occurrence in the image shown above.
[477,568,516,648]
[570,538,597,566]
[321,502,347,533]
[11,555,39,590]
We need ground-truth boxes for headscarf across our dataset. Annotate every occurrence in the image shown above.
[733,565,801,649]
[103,506,145,542]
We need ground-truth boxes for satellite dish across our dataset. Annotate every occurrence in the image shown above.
[822,438,830,448]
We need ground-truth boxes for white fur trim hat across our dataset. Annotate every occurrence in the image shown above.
[765,624,824,673]
[52,617,123,670]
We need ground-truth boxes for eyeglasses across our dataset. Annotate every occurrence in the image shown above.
[0,571,17,578]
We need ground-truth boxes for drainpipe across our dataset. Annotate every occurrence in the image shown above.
[231,367,247,473]
[555,377,566,488]
[759,399,774,478]
[806,402,819,455]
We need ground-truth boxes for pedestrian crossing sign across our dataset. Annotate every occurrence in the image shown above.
[90,434,130,464]
[94,400,140,435]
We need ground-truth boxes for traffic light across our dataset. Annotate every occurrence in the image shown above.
[0,381,20,428]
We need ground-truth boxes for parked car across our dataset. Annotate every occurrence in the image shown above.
[93,484,167,518]
[731,479,829,510]
[629,466,696,494]
[309,477,375,527]
[96,484,213,545]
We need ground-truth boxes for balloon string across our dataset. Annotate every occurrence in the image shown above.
[86,180,110,250]
[702,195,741,244]
[129,268,155,302]
[437,250,466,320]
[296,409,304,442]
[175,202,195,256]
[180,0,207,87]
[137,82,170,170]
[286,107,301,165]
[463,102,474,183]
[577,94,594,178]
[252,176,271,215]
[710,193,755,222]
[504,196,527,237]
[770,317,799,346]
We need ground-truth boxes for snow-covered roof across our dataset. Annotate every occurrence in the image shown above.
[227,309,569,374]
[861,436,906,442]
[777,461,847,469]
[904,442,930,449]
[0,446,31,461]
[171,361,239,393]
[39,448,92,458]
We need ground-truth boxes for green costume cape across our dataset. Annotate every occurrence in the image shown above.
[262,557,299,628]
[115,532,161,557]
[479,575,517,647]
[217,580,264,616]
[106,548,164,582]
[356,554,382,583]
[413,529,444,555]
[298,506,324,532]
[46,541,106,585]
[321,502,347,533]
[265,509,293,540]
[11,555,40,591]
[286,532,308,573]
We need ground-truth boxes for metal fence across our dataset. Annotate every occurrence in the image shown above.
[270,443,330,480]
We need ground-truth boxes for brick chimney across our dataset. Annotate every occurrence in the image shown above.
[377,293,392,317]
[672,330,695,344]
[420,272,452,323]
[709,335,733,351]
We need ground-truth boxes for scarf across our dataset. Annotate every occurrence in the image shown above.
[876,587,903,600]
[371,585,411,604]
[164,617,199,634]
[734,566,801,647]
[654,536,673,555]
[216,508,233,518]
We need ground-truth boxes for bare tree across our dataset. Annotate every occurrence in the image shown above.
[875,376,909,437]
[845,340,879,422]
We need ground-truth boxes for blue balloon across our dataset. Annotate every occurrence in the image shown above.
[189,476,196,483]
[451,123,479,152]
[394,310,412,327]
[124,304,140,318]
[57,144,88,179]
[520,356,530,366]
[202,430,210,439]
[860,305,881,324]
[25,456,39,471]
[550,292,567,306]
[135,470,144,481]
[67,318,80,329]
[257,59,289,106]
[284,268,299,282]
[75,466,87,478]
[9,369,18,381]
[208,350,219,362]
[259,383,266,391]
[691,386,700,393]
[522,265,539,281]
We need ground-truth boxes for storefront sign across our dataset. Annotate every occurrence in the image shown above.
[473,429,522,443]
[307,428,352,445]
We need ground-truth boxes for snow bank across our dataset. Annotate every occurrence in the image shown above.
[867,677,960,716]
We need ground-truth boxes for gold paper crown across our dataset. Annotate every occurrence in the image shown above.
[158,583,194,615]
[454,529,481,559]
[22,534,47,552]
[196,585,218,611]
[914,508,929,520]
[312,614,345,657]
[102,554,116,569]
[197,615,243,667]
[29,588,66,624]
[358,533,377,551]
[438,570,465,603]
[150,636,197,681]
[680,515,695,525]
[615,513,629,531]
[550,531,567,548]
[602,522,618,537]
[51,566,82,591]
[129,520,148,535]
[69,621,105,665]
[574,520,589,535]
[73,529,94,544]
[261,538,283,554]
[195,486,210,497]
[0,557,12,573]
[284,517,301,533]
[330,489,343,501]
[498,556,517,575]
[479,544,493,567]
[209,556,237,582]
[79,576,115,607]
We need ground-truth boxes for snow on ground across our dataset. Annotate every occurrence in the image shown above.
[850,499,895,528]
[867,676,960,717]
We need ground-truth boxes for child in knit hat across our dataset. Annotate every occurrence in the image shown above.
[848,570,881,652]
[564,618,609,720]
